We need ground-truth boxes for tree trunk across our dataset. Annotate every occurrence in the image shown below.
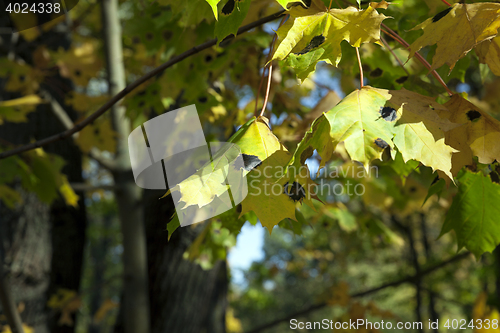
[143,190,228,333]
[100,1,151,332]
[0,17,86,332]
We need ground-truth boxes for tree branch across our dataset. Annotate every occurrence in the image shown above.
[41,89,117,170]
[0,9,286,160]
[244,252,472,333]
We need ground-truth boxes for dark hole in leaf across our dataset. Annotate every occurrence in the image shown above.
[146,32,154,41]
[322,221,329,228]
[151,90,158,95]
[374,138,389,149]
[162,31,172,41]
[466,110,481,121]
[432,7,452,23]
[189,63,195,70]
[396,76,408,84]
[138,91,147,96]
[296,35,325,55]
[300,0,312,8]
[362,64,372,72]
[222,0,235,15]
[208,71,213,79]
[236,204,242,214]
[409,186,417,193]
[490,172,500,184]
[94,127,100,135]
[74,70,81,77]
[132,36,141,44]
[205,55,213,63]
[370,68,383,77]
[241,154,262,171]
[19,75,26,82]
[151,11,161,18]
[283,181,306,203]
[138,101,146,107]
[300,146,314,165]
[198,96,208,103]
[379,106,397,122]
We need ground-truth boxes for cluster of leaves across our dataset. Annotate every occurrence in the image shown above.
[2,0,500,262]
[161,0,500,259]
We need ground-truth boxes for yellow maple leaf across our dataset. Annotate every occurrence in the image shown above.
[408,3,500,71]
[272,0,387,80]
[476,35,500,76]
[239,149,297,233]
[440,94,500,166]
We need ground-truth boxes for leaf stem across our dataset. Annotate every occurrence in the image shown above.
[355,47,364,88]
[259,63,273,117]
[441,0,452,6]
[380,24,453,96]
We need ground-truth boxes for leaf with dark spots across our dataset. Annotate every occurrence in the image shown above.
[241,154,262,171]
[296,35,325,55]
[490,171,500,184]
[466,110,481,121]
[198,96,208,103]
[374,138,389,149]
[283,181,306,202]
[222,0,235,15]
[370,68,383,77]
[396,76,408,84]
[432,7,452,23]
[379,106,397,122]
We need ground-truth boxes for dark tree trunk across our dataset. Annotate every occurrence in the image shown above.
[142,190,228,333]
[0,23,87,331]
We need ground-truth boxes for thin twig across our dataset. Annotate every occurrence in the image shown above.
[380,37,410,75]
[42,89,116,170]
[259,63,273,117]
[244,252,471,333]
[255,15,287,117]
[0,10,286,160]
[355,47,364,88]
[381,24,453,96]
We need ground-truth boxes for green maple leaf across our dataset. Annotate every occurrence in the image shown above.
[289,86,458,180]
[272,0,388,80]
[215,0,252,43]
[239,150,297,233]
[440,170,500,258]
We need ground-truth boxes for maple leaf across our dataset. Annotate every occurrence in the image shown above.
[272,0,388,80]
[440,170,500,258]
[215,0,252,43]
[239,150,297,233]
[321,86,396,170]
[290,86,458,179]
[388,89,459,180]
[475,35,500,76]
[408,3,500,71]
[173,142,243,209]
[439,94,500,167]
